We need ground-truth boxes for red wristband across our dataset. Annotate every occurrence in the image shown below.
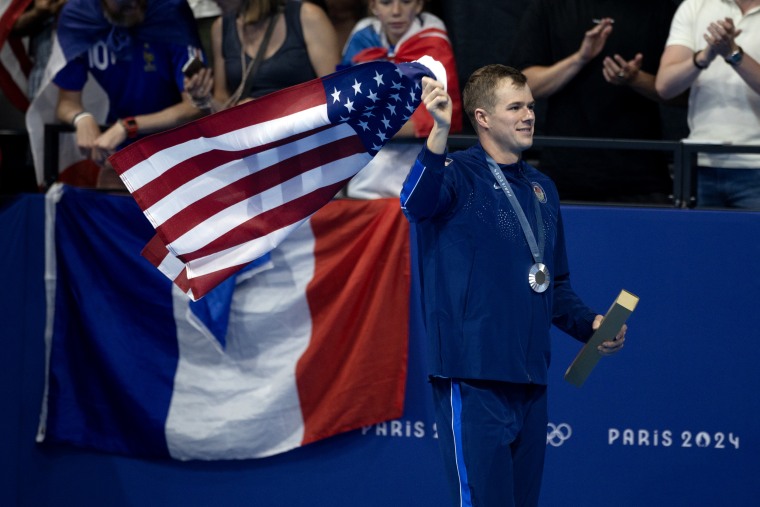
[119,116,138,138]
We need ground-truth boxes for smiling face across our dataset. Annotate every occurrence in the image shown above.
[464,65,536,157]
[370,0,424,46]
[465,68,535,164]
[479,79,536,158]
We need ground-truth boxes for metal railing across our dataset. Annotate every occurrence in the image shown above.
[44,123,69,189]
[448,134,760,208]
[42,124,760,208]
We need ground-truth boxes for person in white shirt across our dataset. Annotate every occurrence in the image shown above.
[656,0,760,209]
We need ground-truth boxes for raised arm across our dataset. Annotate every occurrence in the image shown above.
[400,77,453,220]
[702,17,760,95]
[523,18,613,99]
[420,77,451,154]
[655,43,703,100]
[657,17,760,99]
[601,53,662,102]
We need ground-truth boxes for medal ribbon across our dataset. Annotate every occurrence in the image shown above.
[485,154,545,265]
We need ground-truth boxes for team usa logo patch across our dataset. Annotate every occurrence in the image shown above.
[532,182,547,203]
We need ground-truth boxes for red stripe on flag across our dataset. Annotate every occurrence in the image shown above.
[131,124,335,211]
[0,0,32,41]
[155,134,366,245]
[173,266,191,294]
[141,234,170,268]
[109,58,433,300]
[110,78,328,172]
[142,234,246,299]
[132,147,259,210]
[179,262,243,299]
[0,0,33,111]
[178,179,348,264]
[296,199,410,444]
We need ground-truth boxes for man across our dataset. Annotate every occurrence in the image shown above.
[53,0,205,187]
[400,65,626,506]
[656,0,760,209]
[510,0,678,204]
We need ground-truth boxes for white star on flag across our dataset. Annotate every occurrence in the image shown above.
[108,56,447,300]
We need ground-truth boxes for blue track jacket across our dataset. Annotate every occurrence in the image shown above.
[401,143,596,384]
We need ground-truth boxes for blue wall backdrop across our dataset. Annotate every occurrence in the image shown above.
[1,193,758,506]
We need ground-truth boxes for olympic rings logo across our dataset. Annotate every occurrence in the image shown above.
[546,422,572,447]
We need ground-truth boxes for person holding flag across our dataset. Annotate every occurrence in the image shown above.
[108,56,446,300]
[401,65,627,507]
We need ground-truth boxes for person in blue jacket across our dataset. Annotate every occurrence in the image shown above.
[400,64,627,507]
[53,0,206,188]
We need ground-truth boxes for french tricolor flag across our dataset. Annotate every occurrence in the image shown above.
[38,185,410,460]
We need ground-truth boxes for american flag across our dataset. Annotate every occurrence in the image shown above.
[0,0,33,111]
[109,57,443,300]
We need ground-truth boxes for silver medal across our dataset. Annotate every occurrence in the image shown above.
[528,263,550,293]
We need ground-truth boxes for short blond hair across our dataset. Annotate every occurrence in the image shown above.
[463,64,528,131]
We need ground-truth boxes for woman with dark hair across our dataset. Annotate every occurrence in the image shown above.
[186,0,340,112]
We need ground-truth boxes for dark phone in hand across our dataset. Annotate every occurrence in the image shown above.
[182,57,205,78]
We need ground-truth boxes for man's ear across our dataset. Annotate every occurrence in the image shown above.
[474,108,488,130]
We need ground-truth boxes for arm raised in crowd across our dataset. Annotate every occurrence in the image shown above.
[657,16,760,99]
[655,43,705,100]
[522,17,613,98]
[601,52,661,102]
[524,16,661,103]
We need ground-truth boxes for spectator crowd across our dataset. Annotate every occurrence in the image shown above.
[0,0,758,209]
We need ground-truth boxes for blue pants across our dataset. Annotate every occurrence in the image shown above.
[431,378,548,507]
[697,166,760,209]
